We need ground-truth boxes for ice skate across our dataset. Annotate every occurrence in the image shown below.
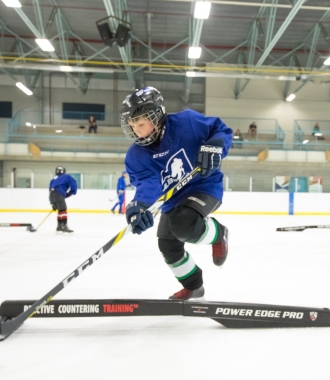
[61,224,73,233]
[56,222,73,233]
[212,225,228,266]
[56,221,62,233]
[169,285,205,300]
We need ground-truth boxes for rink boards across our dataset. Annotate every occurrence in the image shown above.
[2,299,330,329]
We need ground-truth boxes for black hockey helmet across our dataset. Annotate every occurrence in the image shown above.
[55,166,66,175]
[120,86,167,146]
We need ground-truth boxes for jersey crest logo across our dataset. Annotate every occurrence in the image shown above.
[160,149,193,191]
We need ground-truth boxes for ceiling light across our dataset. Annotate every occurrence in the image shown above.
[2,0,22,7]
[25,122,32,127]
[16,82,33,96]
[194,1,211,19]
[33,125,36,129]
[286,94,295,102]
[188,47,202,59]
[324,57,330,65]
[185,71,297,81]
[314,132,323,137]
[302,139,309,144]
[55,130,63,133]
[35,39,55,52]
[60,66,73,72]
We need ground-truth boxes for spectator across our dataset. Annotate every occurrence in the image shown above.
[312,122,324,140]
[248,121,257,137]
[233,129,243,148]
[88,115,97,134]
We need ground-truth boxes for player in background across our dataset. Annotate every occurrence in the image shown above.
[49,166,77,233]
[120,87,232,300]
[111,171,129,214]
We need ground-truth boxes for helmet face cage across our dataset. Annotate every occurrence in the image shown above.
[121,110,161,146]
[56,166,66,175]
[120,86,166,146]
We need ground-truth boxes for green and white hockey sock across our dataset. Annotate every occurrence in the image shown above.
[195,217,219,245]
[167,251,197,281]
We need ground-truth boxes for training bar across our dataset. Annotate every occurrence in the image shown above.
[0,223,36,232]
[1,299,330,329]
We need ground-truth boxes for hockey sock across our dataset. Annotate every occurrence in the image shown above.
[58,211,67,225]
[166,251,197,282]
[195,217,224,245]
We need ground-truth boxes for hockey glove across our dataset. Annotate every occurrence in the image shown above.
[126,201,154,235]
[196,138,224,178]
[65,191,72,198]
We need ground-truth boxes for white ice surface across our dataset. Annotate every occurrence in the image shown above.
[1,212,330,380]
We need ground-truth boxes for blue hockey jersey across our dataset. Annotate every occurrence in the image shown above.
[49,174,78,198]
[125,109,232,213]
[117,176,127,193]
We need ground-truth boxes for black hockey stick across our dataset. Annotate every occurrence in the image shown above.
[109,190,124,203]
[0,166,201,341]
[276,225,330,232]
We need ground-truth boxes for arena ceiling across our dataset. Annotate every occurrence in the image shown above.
[0,0,329,100]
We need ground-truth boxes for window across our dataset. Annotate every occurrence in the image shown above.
[62,103,105,121]
[0,101,13,118]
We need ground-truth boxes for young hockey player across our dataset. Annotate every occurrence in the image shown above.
[120,86,232,300]
[111,171,129,214]
[49,166,77,233]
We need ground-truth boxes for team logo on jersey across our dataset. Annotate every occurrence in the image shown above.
[160,149,193,191]
[310,311,318,321]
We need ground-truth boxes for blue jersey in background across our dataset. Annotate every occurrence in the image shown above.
[49,174,78,198]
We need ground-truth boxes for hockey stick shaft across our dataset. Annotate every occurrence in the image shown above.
[35,210,53,231]
[276,225,330,232]
[0,166,201,341]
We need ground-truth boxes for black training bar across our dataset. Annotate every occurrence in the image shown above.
[0,223,36,232]
[1,299,330,329]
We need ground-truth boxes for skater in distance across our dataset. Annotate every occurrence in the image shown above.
[120,86,232,300]
[111,171,129,214]
[49,166,77,233]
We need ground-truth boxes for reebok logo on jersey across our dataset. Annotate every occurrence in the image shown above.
[201,146,223,154]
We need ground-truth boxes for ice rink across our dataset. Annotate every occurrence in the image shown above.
[1,211,330,380]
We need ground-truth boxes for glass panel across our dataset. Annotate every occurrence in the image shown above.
[252,176,274,192]
[227,175,250,192]
[84,174,110,189]
[14,168,31,188]
[34,171,53,189]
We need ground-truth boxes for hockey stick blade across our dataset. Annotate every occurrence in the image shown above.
[0,166,201,341]
[277,225,330,232]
